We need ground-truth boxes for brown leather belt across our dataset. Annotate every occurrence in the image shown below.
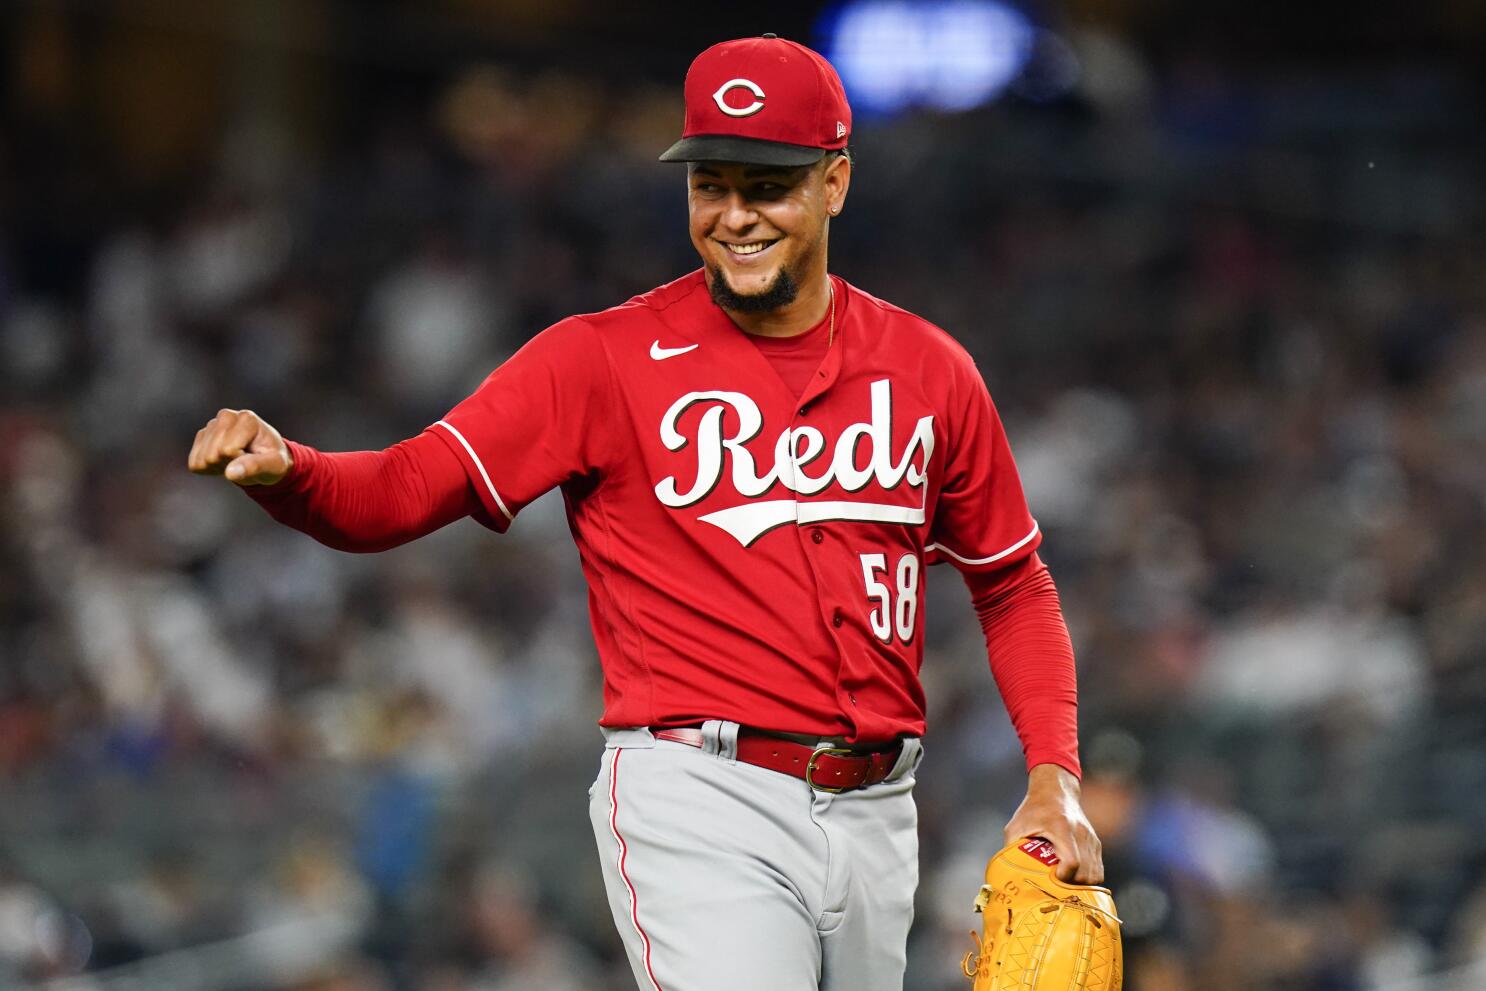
[653,726,903,793]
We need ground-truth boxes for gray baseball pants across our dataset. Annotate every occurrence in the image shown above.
[587,721,924,991]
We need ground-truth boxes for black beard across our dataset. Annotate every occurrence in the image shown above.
[707,264,800,313]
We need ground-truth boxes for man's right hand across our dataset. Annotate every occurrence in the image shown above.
[188,408,293,486]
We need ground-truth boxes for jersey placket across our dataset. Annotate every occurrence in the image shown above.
[782,322,864,734]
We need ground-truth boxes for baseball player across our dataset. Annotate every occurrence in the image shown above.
[188,35,1102,991]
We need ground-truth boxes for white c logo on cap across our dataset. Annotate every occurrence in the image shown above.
[712,78,766,117]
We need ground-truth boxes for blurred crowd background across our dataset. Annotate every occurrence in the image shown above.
[3,1,1486,989]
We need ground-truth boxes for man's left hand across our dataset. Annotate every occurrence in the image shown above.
[1002,763,1104,885]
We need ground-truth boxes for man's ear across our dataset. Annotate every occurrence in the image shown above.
[823,153,852,216]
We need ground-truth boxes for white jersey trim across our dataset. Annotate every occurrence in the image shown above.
[433,419,513,521]
[927,520,1040,566]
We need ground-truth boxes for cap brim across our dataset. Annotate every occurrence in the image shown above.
[659,134,828,167]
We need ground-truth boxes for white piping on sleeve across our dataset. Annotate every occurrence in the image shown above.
[927,520,1040,566]
[432,419,513,521]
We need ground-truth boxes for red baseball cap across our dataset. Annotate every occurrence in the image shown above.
[660,34,852,167]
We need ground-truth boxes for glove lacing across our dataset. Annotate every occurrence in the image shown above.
[960,883,1122,981]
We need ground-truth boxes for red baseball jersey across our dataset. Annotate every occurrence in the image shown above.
[429,271,1040,743]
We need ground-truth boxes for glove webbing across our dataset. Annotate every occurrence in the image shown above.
[960,883,1120,982]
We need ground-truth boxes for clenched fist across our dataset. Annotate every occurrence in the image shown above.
[187,408,293,486]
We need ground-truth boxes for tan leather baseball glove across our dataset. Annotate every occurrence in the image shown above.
[961,837,1123,991]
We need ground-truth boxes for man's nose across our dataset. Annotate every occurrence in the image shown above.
[717,191,760,231]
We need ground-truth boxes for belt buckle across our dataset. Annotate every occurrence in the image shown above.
[805,745,855,793]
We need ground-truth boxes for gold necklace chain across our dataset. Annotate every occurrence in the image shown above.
[827,279,836,349]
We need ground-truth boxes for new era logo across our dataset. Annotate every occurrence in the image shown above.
[836,121,846,139]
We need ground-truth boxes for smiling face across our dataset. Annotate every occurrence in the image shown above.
[687,155,850,314]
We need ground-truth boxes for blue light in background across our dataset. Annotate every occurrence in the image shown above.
[819,0,1037,117]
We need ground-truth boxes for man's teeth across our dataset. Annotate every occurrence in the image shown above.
[727,241,772,255]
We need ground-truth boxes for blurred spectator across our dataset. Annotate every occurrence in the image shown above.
[366,233,509,419]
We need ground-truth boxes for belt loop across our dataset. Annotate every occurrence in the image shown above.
[886,737,922,781]
[704,720,740,762]
[699,719,721,756]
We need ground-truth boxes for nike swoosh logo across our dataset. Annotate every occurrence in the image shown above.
[650,341,699,360]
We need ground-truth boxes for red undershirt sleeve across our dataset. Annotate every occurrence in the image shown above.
[242,429,487,552]
[963,552,1082,779]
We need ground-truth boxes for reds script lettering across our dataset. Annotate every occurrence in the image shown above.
[655,378,935,545]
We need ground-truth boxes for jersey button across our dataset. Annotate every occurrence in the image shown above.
[810,528,824,544]
[798,406,809,416]
[832,609,844,627]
